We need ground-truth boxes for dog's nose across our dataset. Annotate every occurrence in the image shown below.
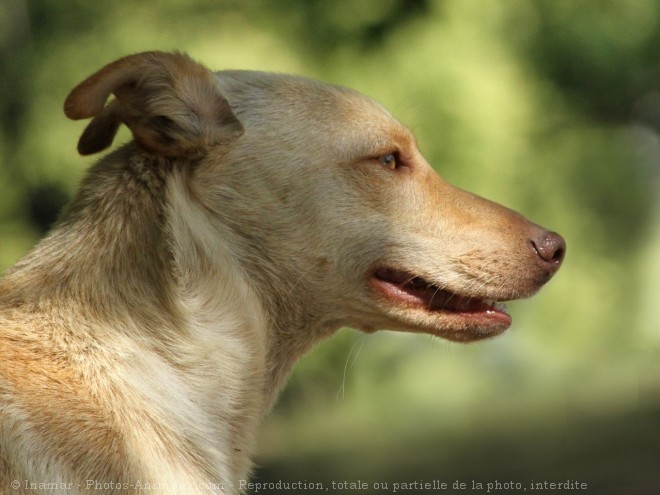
[531,230,566,271]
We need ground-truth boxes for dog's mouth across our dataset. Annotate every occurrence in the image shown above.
[370,267,512,339]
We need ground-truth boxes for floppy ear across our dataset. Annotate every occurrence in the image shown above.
[64,51,243,157]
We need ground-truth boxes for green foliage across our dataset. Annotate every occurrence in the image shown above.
[1,0,658,491]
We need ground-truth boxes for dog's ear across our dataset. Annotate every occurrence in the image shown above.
[64,51,243,157]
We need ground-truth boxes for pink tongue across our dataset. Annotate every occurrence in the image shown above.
[422,288,489,312]
[374,268,491,313]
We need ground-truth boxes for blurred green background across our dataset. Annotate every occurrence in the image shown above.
[1,0,659,493]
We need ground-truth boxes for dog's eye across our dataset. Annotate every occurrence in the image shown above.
[378,153,399,170]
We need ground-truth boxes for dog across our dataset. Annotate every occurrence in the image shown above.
[0,51,565,494]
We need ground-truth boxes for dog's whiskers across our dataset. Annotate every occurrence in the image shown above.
[337,335,365,401]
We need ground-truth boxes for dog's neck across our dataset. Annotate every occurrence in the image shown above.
[1,146,340,482]
[3,146,336,399]
[165,163,340,404]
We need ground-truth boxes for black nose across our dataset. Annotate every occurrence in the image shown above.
[531,231,566,270]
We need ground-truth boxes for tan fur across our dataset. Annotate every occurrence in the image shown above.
[0,52,564,494]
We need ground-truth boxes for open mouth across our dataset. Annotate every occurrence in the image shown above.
[371,267,512,326]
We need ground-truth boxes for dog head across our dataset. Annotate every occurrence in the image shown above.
[65,51,565,343]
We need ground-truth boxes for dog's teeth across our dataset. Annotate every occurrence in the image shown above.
[483,299,508,312]
[493,301,508,312]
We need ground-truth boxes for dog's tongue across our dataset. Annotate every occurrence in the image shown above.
[412,284,491,312]
[374,268,496,313]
